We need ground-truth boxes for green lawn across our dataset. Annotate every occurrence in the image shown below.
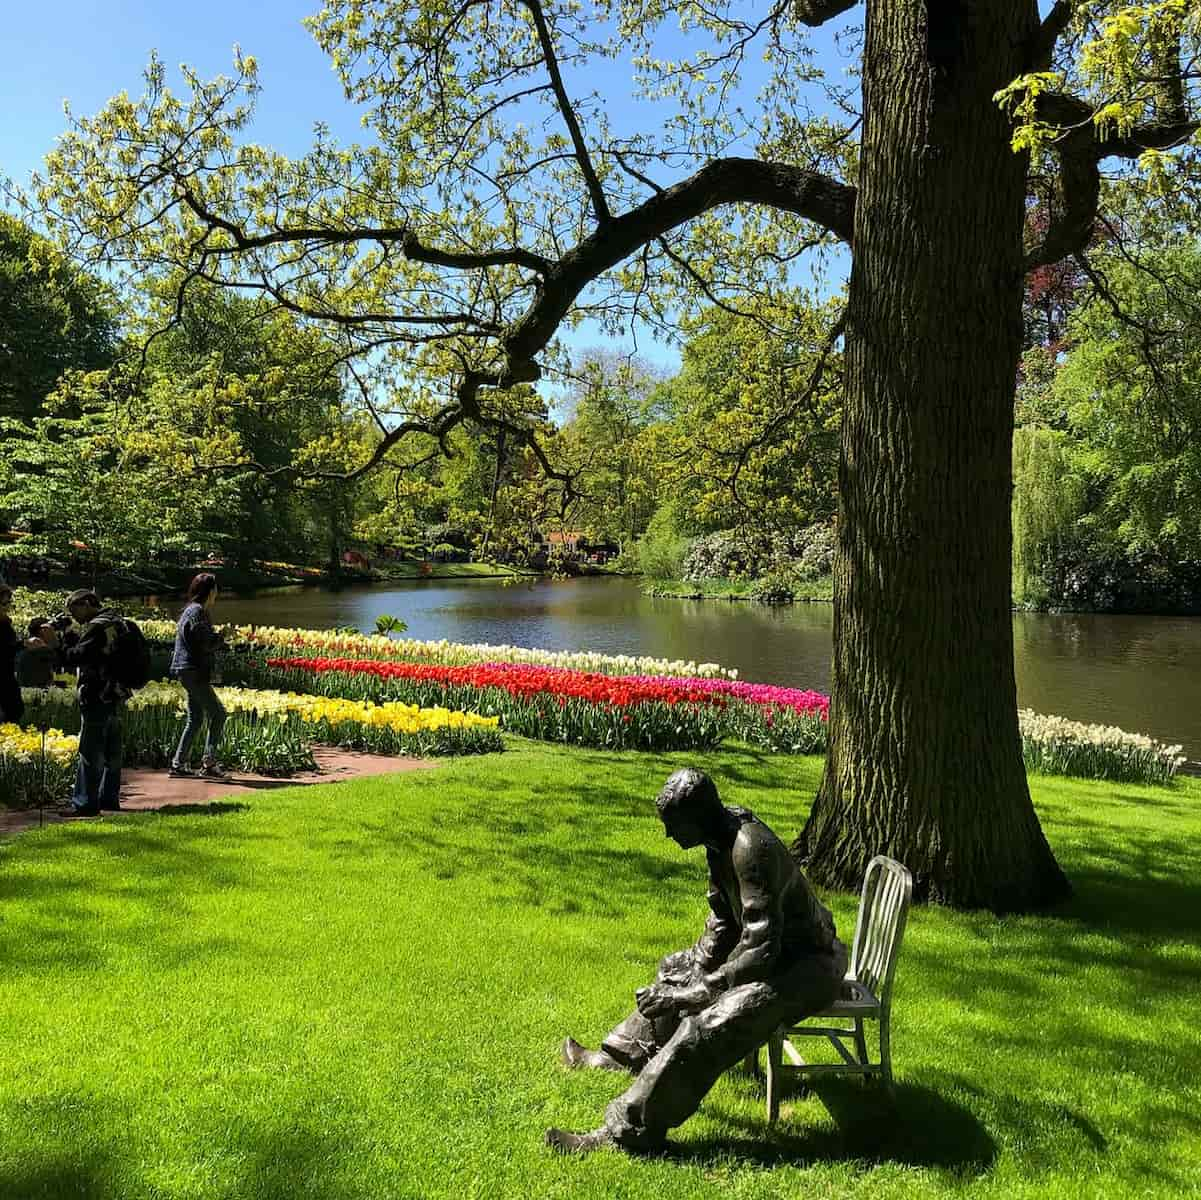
[377,560,536,579]
[1,745,1198,1199]
[646,577,834,602]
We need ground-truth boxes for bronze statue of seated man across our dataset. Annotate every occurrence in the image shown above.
[546,766,848,1155]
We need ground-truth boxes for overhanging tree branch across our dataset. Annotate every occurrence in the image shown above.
[1026,1,1079,72]
[519,0,612,225]
[1024,93,1198,270]
[794,0,859,28]
[176,187,553,275]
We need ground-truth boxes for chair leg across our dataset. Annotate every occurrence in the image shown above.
[766,1031,783,1125]
[853,1017,869,1077]
[742,1048,762,1078]
[880,1011,894,1094]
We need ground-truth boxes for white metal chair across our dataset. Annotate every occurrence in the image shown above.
[763,855,913,1123]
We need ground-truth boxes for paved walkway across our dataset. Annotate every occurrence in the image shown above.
[0,747,437,839]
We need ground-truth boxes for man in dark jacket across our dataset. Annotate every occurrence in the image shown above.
[60,589,126,816]
[546,768,848,1155]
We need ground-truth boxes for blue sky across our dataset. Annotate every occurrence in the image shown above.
[3,1,854,371]
[3,2,364,179]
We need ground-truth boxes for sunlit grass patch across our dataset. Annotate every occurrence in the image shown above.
[0,744,1198,1199]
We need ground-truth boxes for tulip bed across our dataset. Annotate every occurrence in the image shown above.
[0,722,78,806]
[2,683,503,803]
[136,619,738,680]
[235,656,829,754]
[1019,708,1185,785]
[223,653,1189,784]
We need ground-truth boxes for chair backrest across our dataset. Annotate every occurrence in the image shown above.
[848,856,913,1003]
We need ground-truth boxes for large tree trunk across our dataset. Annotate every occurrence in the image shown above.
[794,0,1070,911]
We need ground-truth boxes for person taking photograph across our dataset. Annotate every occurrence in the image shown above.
[17,617,62,688]
[61,589,128,816]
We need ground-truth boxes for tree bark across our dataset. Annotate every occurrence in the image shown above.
[794,0,1071,912]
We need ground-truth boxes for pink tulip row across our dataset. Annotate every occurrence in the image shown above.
[484,665,830,719]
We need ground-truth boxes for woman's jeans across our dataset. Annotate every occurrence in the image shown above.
[172,670,227,767]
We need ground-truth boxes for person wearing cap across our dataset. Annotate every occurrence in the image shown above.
[60,588,125,816]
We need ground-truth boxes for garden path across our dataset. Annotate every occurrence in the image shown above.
[0,746,437,839]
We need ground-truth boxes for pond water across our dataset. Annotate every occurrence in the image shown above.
[206,575,1201,755]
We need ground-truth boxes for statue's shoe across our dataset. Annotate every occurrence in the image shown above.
[544,1127,617,1155]
[561,1036,627,1072]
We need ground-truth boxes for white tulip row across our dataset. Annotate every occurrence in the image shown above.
[1019,708,1186,782]
[140,620,738,679]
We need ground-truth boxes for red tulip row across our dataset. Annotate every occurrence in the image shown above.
[253,656,828,754]
[267,657,732,706]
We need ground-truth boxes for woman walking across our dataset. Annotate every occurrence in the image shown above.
[169,573,229,779]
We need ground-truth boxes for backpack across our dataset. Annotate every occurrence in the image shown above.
[104,617,152,692]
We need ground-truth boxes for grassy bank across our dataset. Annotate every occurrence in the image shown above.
[375,561,537,580]
[646,575,834,602]
[1,744,1198,1198]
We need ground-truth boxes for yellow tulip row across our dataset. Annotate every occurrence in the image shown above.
[24,679,499,736]
[0,723,79,765]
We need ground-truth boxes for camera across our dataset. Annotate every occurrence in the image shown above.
[48,613,74,633]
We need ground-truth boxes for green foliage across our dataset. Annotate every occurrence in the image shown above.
[999,1,1200,158]
[635,501,692,581]
[1012,428,1087,606]
[649,296,842,538]
[0,370,238,579]
[1054,238,1201,562]
[556,351,665,547]
[0,213,118,421]
[371,614,407,636]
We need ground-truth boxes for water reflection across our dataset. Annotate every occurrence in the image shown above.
[209,577,1201,754]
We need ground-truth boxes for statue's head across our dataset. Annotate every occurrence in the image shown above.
[655,768,723,848]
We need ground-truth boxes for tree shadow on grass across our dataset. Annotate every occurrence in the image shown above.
[672,1078,998,1176]
[142,801,250,818]
[0,1152,115,1200]
[0,1129,360,1200]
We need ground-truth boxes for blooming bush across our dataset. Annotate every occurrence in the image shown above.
[1019,710,1186,784]
[793,522,836,580]
[682,530,770,581]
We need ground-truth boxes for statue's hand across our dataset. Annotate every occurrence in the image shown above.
[637,981,711,1018]
[635,984,678,1019]
[669,982,712,1014]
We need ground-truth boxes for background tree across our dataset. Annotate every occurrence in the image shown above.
[143,284,365,568]
[0,368,240,582]
[556,350,665,550]
[27,1,1200,909]
[0,213,118,421]
[649,295,842,540]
